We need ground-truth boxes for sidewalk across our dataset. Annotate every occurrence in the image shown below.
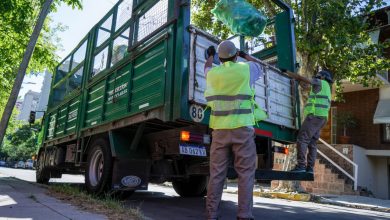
[318,194,390,212]
[224,182,390,213]
[0,173,107,220]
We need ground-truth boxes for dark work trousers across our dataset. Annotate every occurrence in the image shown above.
[296,114,327,169]
[206,127,256,220]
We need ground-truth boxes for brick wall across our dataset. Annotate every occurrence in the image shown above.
[271,149,357,195]
[331,89,390,150]
[317,144,354,175]
[300,159,356,195]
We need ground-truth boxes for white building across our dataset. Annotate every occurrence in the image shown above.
[36,70,53,118]
[15,97,23,111]
[17,90,40,122]
[17,70,53,122]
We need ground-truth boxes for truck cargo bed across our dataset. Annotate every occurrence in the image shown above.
[188,27,297,129]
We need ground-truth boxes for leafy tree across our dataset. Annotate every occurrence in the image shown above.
[0,1,55,113]
[0,0,82,145]
[1,122,41,161]
[191,0,390,99]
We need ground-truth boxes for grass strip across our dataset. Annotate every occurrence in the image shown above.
[48,184,144,220]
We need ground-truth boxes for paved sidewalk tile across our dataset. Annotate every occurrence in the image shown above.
[0,174,107,220]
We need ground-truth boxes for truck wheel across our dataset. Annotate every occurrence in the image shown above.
[172,175,208,197]
[85,138,113,195]
[36,151,50,184]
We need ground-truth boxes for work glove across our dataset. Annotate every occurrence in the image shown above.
[238,50,248,58]
[207,46,216,57]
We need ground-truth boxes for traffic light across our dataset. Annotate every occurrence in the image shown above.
[29,111,36,124]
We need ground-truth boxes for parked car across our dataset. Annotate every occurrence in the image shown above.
[5,161,16,168]
[0,160,5,167]
[15,161,25,169]
[25,159,34,169]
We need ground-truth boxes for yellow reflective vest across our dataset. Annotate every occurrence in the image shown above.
[304,80,331,119]
[204,61,266,129]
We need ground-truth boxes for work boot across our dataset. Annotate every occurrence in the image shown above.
[290,166,306,173]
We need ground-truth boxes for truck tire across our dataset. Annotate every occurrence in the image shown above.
[36,151,50,184]
[85,138,113,195]
[172,175,208,197]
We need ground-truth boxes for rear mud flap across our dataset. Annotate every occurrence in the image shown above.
[111,158,151,191]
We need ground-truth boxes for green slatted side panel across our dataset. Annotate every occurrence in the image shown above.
[104,64,132,121]
[130,41,166,114]
[66,98,80,134]
[85,81,105,127]
[55,106,67,137]
[46,113,57,140]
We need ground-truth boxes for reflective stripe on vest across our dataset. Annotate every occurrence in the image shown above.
[211,108,252,116]
[308,95,330,101]
[305,103,329,109]
[304,80,331,119]
[204,62,257,129]
[205,94,252,102]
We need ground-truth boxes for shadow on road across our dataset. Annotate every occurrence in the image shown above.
[125,188,390,220]
[0,167,389,220]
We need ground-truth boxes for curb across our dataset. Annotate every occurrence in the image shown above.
[227,190,390,213]
[224,190,312,202]
[315,196,390,213]
[253,191,311,202]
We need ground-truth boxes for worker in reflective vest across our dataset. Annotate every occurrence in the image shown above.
[284,70,333,174]
[204,40,266,220]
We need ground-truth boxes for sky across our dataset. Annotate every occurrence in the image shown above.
[51,0,117,60]
[19,0,390,98]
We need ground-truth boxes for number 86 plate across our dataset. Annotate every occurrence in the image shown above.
[179,144,207,157]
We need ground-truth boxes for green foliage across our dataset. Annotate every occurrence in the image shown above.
[191,0,390,96]
[52,0,83,11]
[0,0,82,115]
[49,184,145,220]
[1,121,41,161]
[191,0,232,39]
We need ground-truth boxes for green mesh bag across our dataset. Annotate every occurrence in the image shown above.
[211,0,267,37]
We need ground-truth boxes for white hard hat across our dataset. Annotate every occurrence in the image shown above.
[217,40,237,59]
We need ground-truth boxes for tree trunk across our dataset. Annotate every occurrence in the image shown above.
[297,52,317,110]
[0,0,54,146]
[273,144,304,192]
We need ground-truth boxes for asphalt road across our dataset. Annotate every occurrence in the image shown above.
[1,167,389,220]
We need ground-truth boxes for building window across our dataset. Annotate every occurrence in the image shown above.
[382,124,390,143]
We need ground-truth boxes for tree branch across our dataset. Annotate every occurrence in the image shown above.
[263,0,277,16]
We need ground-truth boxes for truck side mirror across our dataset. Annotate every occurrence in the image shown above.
[29,111,36,125]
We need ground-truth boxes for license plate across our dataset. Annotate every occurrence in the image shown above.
[179,144,207,157]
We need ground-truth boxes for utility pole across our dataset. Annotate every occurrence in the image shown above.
[0,0,54,145]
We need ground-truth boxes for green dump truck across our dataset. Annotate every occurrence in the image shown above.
[37,0,309,197]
